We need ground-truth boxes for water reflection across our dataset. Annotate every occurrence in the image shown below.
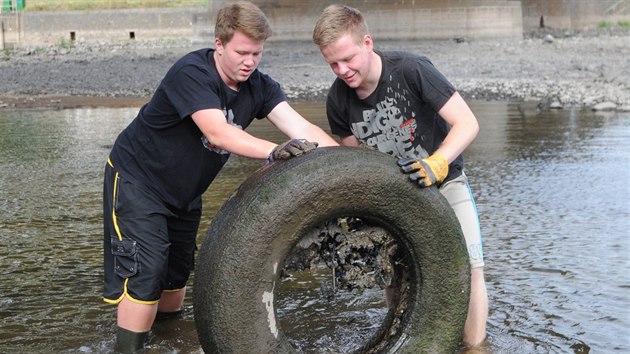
[0,101,628,353]
[277,267,389,353]
[466,102,630,353]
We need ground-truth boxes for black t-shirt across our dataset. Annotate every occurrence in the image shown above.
[326,51,463,183]
[109,48,286,210]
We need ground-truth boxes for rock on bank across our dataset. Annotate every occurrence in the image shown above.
[0,29,628,111]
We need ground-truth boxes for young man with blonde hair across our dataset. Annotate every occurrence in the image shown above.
[313,4,488,348]
[104,1,337,352]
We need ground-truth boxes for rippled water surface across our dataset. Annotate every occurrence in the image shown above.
[0,101,628,353]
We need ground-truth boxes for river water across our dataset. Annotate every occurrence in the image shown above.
[0,101,628,353]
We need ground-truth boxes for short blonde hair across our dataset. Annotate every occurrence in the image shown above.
[215,1,272,44]
[312,4,368,46]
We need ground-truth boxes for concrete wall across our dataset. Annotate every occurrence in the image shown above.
[521,0,630,30]
[0,12,20,49]
[2,7,202,48]
[364,4,522,41]
[208,0,523,41]
[2,1,524,48]
[3,1,630,49]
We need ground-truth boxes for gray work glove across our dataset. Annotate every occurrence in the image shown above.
[267,139,318,162]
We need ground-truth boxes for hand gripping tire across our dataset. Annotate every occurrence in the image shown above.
[193,147,470,353]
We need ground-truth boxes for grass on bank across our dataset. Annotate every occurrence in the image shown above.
[598,20,630,29]
[24,0,207,11]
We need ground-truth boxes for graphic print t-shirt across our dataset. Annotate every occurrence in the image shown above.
[109,48,285,210]
[326,51,463,183]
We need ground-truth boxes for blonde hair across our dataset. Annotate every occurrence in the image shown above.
[215,1,272,44]
[312,4,369,46]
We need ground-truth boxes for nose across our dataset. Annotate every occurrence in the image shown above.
[335,62,349,76]
[244,54,256,67]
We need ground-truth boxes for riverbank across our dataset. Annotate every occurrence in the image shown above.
[1,28,629,111]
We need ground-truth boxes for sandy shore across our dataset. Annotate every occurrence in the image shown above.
[1,28,629,111]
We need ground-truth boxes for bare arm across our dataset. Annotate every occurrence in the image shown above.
[191,101,338,160]
[435,92,479,163]
[267,101,338,147]
[191,108,276,159]
[339,135,360,146]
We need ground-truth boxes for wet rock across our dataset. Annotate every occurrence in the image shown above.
[1,28,629,109]
[549,100,563,109]
[592,101,617,111]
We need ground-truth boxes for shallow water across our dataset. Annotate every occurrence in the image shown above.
[0,101,628,353]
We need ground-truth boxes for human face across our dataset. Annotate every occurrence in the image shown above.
[319,33,373,90]
[214,30,264,89]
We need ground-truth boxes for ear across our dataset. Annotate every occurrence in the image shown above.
[215,38,223,54]
[363,34,374,51]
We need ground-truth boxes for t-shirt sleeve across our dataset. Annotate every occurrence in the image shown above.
[404,56,456,113]
[326,82,353,137]
[162,65,222,119]
[255,72,287,119]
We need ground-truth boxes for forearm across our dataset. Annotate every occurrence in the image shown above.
[206,123,276,159]
[436,92,479,163]
[268,102,338,147]
[339,135,359,146]
[437,121,478,163]
[192,108,281,159]
[296,124,339,147]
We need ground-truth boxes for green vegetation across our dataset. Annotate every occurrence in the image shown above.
[597,19,630,29]
[25,0,206,12]
[57,37,73,49]
[597,20,613,29]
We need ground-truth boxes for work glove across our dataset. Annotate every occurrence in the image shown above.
[397,152,449,188]
[268,139,318,162]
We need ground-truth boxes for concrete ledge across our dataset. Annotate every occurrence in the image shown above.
[16,7,203,46]
[5,1,630,49]
[1,12,21,49]
[256,4,523,42]
[5,2,524,48]
[521,0,630,30]
[365,5,523,40]
[227,1,524,41]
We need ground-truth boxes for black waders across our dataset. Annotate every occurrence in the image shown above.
[114,326,149,353]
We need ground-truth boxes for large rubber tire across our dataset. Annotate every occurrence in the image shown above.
[194,147,470,353]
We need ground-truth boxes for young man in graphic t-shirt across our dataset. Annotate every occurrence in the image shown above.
[313,4,488,349]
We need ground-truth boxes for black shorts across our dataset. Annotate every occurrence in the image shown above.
[103,160,200,304]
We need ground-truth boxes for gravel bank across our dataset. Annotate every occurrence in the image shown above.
[1,28,629,111]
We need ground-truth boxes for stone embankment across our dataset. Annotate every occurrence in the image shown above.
[0,28,628,111]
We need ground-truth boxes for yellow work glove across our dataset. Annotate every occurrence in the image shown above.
[397,152,449,188]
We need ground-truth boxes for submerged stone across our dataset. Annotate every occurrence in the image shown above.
[592,101,617,111]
